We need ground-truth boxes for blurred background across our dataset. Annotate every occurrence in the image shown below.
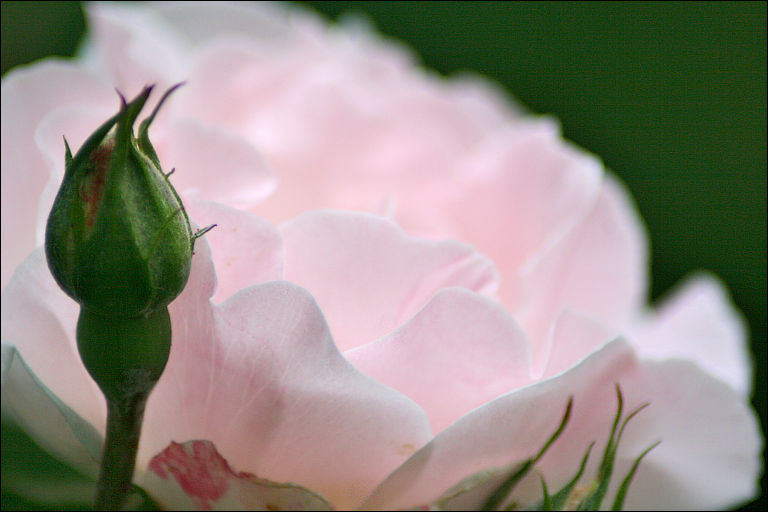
[2,1,765,510]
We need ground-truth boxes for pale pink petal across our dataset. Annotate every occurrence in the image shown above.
[1,62,113,290]
[161,119,276,208]
[176,34,516,229]
[280,210,499,351]
[346,288,531,434]
[627,273,752,396]
[443,121,603,311]
[441,72,525,130]
[141,238,432,510]
[152,1,297,45]
[183,198,283,304]
[84,3,189,93]
[175,39,292,132]
[364,340,761,510]
[517,175,648,362]
[141,440,332,511]
[0,249,105,436]
[538,309,617,379]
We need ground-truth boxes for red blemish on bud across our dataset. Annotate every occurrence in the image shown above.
[79,140,114,227]
[149,440,253,510]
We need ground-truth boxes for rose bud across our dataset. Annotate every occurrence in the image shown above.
[44,84,212,405]
[45,84,193,319]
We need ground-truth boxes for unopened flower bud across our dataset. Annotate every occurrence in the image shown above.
[45,84,193,318]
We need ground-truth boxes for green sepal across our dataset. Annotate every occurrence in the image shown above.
[64,136,73,167]
[481,398,573,511]
[576,385,651,510]
[526,441,595,511]
[137,82,185,169]
[610,441,661,511]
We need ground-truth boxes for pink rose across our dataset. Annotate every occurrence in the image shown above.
[1,2,761,510]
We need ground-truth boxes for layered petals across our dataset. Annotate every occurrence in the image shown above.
[140,238,433,510]
[516,176,648,361]
[183,198,283,304]
[1,2,760,511]
[346,288,532,434]
[280,211,499,351]
[363,340,761,510]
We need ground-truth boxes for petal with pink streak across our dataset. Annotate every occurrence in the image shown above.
[280,210,500,352]
[1,249,105,433]
[1,62,113,289]
[346,287,531,434]
[141,239,431,510]
[627,273,752,396]
[517,175,648,362]
[142,440,332,511]
[363,339,761,510]
[183,198,283,304]
[444,121,603,311]
[162,119,276,208]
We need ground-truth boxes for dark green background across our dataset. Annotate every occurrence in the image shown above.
[2,1,765,510]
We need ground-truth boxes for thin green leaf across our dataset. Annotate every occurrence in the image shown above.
[610,441,661,511]
[137,82,185,168]
[576,385,624,510]
[538,475,552,511]
[548,441,595,510]
[481,397,573,511]
[64,136,73,167]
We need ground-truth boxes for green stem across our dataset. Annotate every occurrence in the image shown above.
[94,392,149,510]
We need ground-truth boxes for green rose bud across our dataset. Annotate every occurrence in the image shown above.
[44,84,214,509]
[45,84,193,318]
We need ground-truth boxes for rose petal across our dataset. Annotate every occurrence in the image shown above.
[1,62,113,290]
[142,440,332,511]
[84,3,189,93]
[538,309,617,379]
[152,1,296,45]
[1,249,105,431]
[445,122,603,310]
[141,238,432,510]
[364,339,761,510]
[183,198,283,304]
[1,344,101,479]
[280,210,500,351]
[517,175,648,362]
[162,119,276,208]
[627,273,752,396]
[346,287,532,434]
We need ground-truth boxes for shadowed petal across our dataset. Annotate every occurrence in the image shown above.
[363,340,761,510]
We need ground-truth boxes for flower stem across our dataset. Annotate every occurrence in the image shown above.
[94,392,149,510]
